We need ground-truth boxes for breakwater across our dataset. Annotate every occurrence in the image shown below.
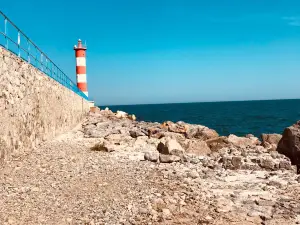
[0,47,90,164]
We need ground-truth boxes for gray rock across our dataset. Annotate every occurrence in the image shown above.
[279,160,292,170]
[159,154,181,163]
[185,125,219,140]
[187,170,199,179]
[231,156,243,169]
[144,152,159,162]
[129,130,145,138]
[255,199,275,206]
[260,158,275,170]
[85,129,104,138]
[190,157,200,164]
[90,140,115,152]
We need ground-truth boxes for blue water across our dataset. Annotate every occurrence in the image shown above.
[101,99,300,137]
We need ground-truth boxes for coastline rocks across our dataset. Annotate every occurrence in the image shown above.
[261,134,282,151]
[277,121,300,172]
[85,108,297,173]
[216,146,294,171]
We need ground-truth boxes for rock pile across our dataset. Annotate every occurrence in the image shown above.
[85,108,297,174]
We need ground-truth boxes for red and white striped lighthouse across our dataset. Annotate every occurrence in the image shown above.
[74,39,88,97]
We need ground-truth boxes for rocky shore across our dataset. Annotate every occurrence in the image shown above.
[1,107,300,225]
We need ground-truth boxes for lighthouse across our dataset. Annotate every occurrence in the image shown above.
[74,39,88,97]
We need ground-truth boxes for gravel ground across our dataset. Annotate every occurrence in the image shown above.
[1,112,300,225]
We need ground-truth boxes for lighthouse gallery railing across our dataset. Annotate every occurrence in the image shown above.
[0,11,88,100]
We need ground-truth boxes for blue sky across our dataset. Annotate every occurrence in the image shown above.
[2,0,300,105]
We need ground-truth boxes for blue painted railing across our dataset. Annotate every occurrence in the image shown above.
[0,11,88,100]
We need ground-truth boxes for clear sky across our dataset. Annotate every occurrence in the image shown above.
[2,0,300,105]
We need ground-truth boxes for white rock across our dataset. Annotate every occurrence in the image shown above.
[116,111,128,119]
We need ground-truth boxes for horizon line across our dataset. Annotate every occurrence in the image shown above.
[98,97,300,107]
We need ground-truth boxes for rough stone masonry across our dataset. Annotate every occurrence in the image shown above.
[0,46,90,164]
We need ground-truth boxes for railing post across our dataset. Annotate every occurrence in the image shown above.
[40,53,43,72]
[50,62,53,78]
[4,18,8,49]
[45,58,48,75]
[35,46,38,67]
[17,31,20,57]
[27,40,30,63]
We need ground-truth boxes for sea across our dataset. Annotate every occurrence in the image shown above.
[101,99,300,138]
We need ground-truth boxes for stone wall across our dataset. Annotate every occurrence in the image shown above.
[0,47,90,164]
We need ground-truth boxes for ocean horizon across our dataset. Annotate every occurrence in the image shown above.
[100,98,300,137]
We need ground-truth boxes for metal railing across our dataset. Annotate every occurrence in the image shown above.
[0,11,88,100]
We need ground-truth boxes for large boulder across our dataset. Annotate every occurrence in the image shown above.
[206,136,230,152]
[261,133,282,151]
[186,140,211,156]
[161,132,188,148]
[277,121,300,172]
[199,127,219,140]
[157,138,185,157]
[185,125,219,140]
[227,134,260,148]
